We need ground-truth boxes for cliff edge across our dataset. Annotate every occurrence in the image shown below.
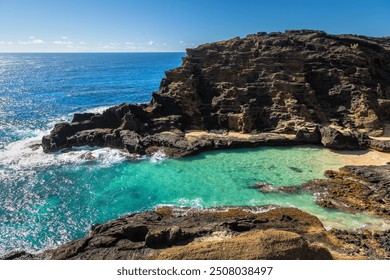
[42,30,390,156]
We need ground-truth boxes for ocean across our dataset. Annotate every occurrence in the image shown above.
[0,53,387,256]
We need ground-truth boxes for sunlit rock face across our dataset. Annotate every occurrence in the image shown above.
[42,30,390,154]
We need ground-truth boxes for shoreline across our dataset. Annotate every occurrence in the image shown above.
[332,149,390,166]
[2,145,390,259]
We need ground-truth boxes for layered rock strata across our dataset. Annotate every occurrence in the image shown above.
[42,30,390,156]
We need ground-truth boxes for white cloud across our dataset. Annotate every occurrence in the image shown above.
[162,42,167,46]
[0,41,13,45]
[126,42,135,45]
[101,42,119,49]
[53,40,74,45]
[179,41,197,47]
[61,36,68,39]
[29,36,35,39]
[79,41,86,45]
[147,40,155,46]
[18,38,45,45]
[32,39,45,44]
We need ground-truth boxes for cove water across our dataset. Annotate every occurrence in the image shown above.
[0,53,388,256]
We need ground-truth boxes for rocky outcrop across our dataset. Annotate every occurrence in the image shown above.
[5,205,390,260]
[42,30,390,156]
[32,31,390,260]
[3,207,332,260]
[302,165,390,217]
[156,229,332,260]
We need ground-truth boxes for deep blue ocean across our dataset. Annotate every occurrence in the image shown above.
[0,53,184,149]
[0,53,388,256]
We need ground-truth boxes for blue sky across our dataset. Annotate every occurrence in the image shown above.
[0,0,389,52]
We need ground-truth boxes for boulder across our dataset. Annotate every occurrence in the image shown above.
[320,126,369,150]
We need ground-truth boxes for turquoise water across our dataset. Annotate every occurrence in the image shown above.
[1,143,388,255]
[0,53,388,256]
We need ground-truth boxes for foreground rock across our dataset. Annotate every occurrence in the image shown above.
[4,205,390,260]
[42,30,390,156]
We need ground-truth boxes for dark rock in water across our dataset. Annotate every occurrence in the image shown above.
[42,30,390,156]
[278,186,301,193]
[248,182,276,193]
[289,166,303,173]
[249,182,300,194]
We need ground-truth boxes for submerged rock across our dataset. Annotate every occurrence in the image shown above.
[42,30,390,156]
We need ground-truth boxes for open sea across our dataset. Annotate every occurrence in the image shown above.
[0,53,388,256]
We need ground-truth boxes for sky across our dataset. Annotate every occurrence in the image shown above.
[0,0,389,52]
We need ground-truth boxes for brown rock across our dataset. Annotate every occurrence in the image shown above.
[42,30,390,155]
[302,165,390,217]
[156,229,333,260]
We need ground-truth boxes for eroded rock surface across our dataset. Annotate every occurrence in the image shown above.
[303,165,390,216]
[5,205,390,260]
[42,30,390,156]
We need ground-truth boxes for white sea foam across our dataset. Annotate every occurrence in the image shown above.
[0,135,128,174]
[177,198,204,208]
[149,150,167,164]
[83,106,111,114]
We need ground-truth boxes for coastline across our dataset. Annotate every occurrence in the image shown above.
[332,149,390,166]
[4,30,390,260]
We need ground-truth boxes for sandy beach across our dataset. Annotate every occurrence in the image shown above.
[332,149,390,166]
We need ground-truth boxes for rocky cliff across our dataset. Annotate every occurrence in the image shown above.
[42,30,390,156]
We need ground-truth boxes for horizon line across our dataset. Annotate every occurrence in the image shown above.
[0,51,187,54]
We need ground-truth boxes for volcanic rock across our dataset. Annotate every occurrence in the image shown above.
[5,205,390,260]
[42,30,390,156]
[302,165,390,216]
